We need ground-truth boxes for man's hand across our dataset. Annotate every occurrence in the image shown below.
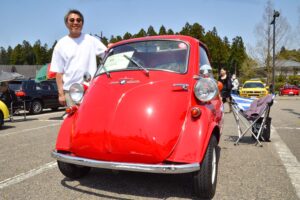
[58,93,66,106]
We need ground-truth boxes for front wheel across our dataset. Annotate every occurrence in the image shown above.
[57,161,91,179]
[193,135,219,199]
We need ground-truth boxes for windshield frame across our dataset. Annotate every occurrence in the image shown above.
[95,39,190,77]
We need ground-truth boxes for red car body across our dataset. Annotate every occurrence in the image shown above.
[279,85,299,96]
[52,35,224,198]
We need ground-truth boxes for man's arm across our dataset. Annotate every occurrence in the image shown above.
[56,73,66,106]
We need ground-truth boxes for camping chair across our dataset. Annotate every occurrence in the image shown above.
[231,94,274,147]
[10,99,26,121]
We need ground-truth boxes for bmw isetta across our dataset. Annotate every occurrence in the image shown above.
[52,35,223,199]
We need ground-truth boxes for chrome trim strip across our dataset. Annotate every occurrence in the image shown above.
[51,151,200,174]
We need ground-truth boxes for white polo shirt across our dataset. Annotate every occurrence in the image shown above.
[50,33,107,90]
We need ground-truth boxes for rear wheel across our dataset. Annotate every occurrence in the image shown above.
[57,161,91,179]
[193,135,218,199]
[30,100,43,114]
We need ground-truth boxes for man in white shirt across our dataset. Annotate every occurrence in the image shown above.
[51,9,107,106]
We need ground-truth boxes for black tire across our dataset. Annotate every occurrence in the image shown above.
[193,135,218,199]
[29,100,43,114]
[0,112,4,129]
[57,161,91,179]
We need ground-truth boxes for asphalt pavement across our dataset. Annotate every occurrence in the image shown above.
[0,99,299,200]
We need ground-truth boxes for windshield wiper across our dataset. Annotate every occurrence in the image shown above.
[123,54,149,76]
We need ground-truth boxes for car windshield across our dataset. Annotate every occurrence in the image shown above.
[243,82,264,88]
[8,82,22,91]
[96,40,189,76]
[284,85,298,89]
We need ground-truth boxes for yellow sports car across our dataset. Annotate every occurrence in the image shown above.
[239,80,269,98]
[0,100,10,128]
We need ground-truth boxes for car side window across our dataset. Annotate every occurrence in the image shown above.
[40,82,51,91]
[36,83,42,90]
[199,46,212,75]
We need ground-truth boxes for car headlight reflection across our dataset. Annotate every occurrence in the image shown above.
[194,78,218,102]
[69,83,84,104]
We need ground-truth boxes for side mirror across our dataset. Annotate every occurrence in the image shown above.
[83,72,91,83]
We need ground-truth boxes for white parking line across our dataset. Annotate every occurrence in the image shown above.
[0,123,61,137]
[0,161,57,190]
[275,127,300,130]
[272,126,300,198]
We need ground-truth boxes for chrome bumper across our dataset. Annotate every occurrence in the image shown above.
[51,151,200,174]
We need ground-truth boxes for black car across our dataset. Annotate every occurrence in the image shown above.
[8,79,61,114]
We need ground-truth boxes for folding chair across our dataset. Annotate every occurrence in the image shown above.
[10,99,26,121]
[231,94,274,146]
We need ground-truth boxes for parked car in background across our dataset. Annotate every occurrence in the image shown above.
[239,79,269,98]
[279,85,299,96]
[51,35,224,199]
[8,79,61,114]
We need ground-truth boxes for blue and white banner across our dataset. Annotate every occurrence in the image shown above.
[231,94,254,111]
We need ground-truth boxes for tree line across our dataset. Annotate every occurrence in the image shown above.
[0,22,249,76]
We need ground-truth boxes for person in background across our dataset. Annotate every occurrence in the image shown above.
[231,74,239,95]
[218,68,232,113]
[0,82,17,109]
[50,9,107,107]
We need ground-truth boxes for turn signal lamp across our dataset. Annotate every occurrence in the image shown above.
[65,106,78,115]
[191,107,202,118]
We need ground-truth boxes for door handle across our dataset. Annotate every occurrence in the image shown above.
[172,83,189,91]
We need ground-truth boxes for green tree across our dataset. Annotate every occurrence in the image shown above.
[10,44,23,64]
[229,36,246,75]
[190,23,205,41]
[0,47,8,64]
[123,32,132,40]
[167,29,174,35]
[22,40,35,64]
[7,46,13,64]
[134,29,147,38]
[33,40,43,64]
[180,22,192,36]
[101,36,109,46]
[204,27,227,72]
[159,25,167,35]
[147,26,157,36]
[240,57,258,83]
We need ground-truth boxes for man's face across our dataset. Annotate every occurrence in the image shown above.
[66,13,83,38]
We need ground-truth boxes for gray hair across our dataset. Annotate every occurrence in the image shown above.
[64,9,84,25]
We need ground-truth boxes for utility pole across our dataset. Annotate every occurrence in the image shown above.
[270,10,280,94]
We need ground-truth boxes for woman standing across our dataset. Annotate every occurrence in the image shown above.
[218,68,232,112]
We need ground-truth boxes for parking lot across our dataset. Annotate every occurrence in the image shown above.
[0,98,299,200]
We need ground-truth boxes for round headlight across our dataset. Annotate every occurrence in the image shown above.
[194,78,218,102]
[69,83,84,104]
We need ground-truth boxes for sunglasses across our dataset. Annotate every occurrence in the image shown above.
[68,18,82,23]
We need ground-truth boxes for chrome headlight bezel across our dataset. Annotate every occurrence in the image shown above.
[69,83,84,104]
[194,77,219,102]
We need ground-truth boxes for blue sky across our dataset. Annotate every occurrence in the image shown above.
[0,0,299,50]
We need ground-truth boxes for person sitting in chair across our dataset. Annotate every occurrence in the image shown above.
[0,82,17,110]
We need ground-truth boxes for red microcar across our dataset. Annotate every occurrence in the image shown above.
[279,85,299,96]
[51,35,224,199]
